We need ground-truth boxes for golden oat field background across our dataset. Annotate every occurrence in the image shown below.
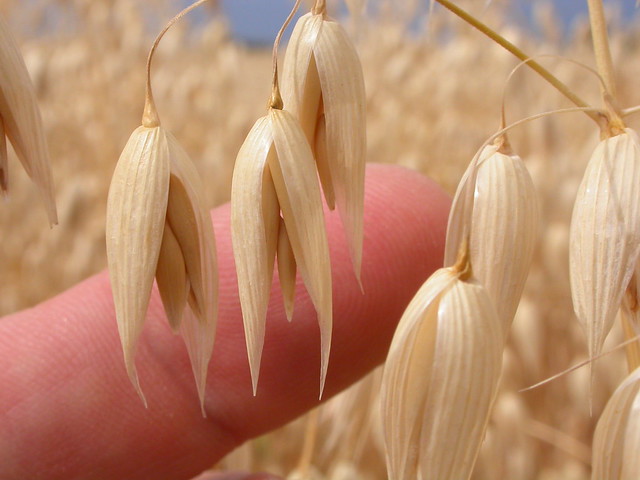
[1,1,640,478]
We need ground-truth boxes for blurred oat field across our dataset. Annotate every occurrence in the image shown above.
[1,1,640,478]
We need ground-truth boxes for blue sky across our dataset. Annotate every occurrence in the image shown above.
[217,0,638,45]
[219,0,305,45]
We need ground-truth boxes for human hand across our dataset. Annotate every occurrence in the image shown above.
[0,164,449,480]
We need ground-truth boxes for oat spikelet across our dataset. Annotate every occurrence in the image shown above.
[445,143,539,332]
[569,128,640,364]
[592,366,640,479]
[106,123,218,409]
[270,108,333,396]
[106,126,170,404]
[282,9,366,284]
[231,117,281,394]
[381,263,502,479]
[106,0,218,410]
[0,15,57,224]
[232,108,332,396]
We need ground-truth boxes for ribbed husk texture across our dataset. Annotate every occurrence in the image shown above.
[282,11,366,284]
[106,124,218,412]
[0,15,57,224]
[570,129,640,363]
[231,107,332,397]
[592,366,640,479]
[445,144,539,333]
[380,266,503,480]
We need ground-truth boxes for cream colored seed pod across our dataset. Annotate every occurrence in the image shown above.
[0,15,57,225]
[106,118,218,412]
[592,366,640,479]
[569,128,640,363]
[445,142,539,333]
[231,106,332,397]
[380,258,503,480]
[106,0,218,412]
[281,6,366,284]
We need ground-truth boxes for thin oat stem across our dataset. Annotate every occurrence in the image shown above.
[312,0,326,15]
[499,54,606,140]
[433,0,601,125]
[143,0,210,127]
[450,105,603,260]
[483,107,604,156]
[587,0,617,100]
[269,0,303,109]
[463,106,603,197]
[453,236,472,281]
[520,333,640,392]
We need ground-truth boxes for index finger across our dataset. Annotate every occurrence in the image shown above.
[0,164,450,480]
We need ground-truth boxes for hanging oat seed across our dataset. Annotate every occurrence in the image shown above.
[106,0,218,411]
[281,0,366,284]
[0,15,57,224]
[380,249,502,480]
[231,0,332,397]
[445,140,539,333]
[232,106,332,396]
[231,118,282,394]
[569,128,640,365]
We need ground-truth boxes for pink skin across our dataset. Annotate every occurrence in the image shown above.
[0,165,450,480]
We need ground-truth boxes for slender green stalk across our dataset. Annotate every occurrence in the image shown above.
[433,0,601,125]
[587,0,617,100]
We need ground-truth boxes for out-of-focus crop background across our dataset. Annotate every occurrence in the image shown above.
[1,1,639,478]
